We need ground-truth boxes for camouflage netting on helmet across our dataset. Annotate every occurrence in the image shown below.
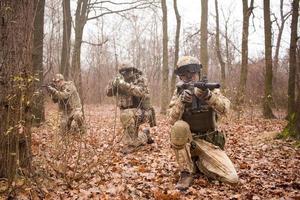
[119,62,142,75]
[175,56,202,75]
[54,73,64,81]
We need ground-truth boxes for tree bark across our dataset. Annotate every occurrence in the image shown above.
[170,0,181,94]
[236,0,254,106]
[215,0,226,89]
[71,0,89,100]
[296,42,300,138]
[32,0,45,125]
[263,0,275,118]
[273,0,290,77]
[281,0,299,139]
[0,0,34,181]
[287,0,298,118]
[60,0,71,80]
[200,0,208,75]
[160,0,169,114]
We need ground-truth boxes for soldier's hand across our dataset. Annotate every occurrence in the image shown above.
[194,87,211,100]
[47,85,57,94]
[113,75,125,87]
[180,89,193,103]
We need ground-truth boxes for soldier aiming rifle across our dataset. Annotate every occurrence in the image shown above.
[167,56,238,191]
[106,62,156,154]
[44,74,85,134]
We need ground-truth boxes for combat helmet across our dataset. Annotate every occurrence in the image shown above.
[53,73,64,82]
[175,56,202,75]
[118,62,142,76]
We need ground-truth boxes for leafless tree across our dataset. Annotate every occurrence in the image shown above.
[32,0,46,124]
[0,0,34,184]
[160,0,169,114]
[236,0,254,106]
[200,0,208,75]
[273,0,291,77]
[60,0,71,79]
[170,0,181,94]
[214,0,226,89]
[263,0,275,118]
[287,0,299,118]
[282,0,299,139]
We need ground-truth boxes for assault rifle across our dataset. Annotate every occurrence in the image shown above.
[176,77,220,94]
[176,77,221,109]
[41,81,57,92]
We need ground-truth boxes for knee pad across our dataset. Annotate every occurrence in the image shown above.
[170,120,192,148]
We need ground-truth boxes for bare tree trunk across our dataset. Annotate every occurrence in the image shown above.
[0,0,34,181]
[236,0,254,106]
[224,17,232,77]
[287,0,299,118]
[32,0,45,125]
[60,0,71,79]
[282,0,299,138]
[215,0,226,89]
[160,0,169,114]
[273,0,290,77]
[296,42,300,138]
[200,0,208,75]
[170,0,181,94]
[263,0,275,118]
[71,0,89,100]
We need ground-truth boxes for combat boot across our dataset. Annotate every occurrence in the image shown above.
[176,171,193,191]
[143,128,154,144]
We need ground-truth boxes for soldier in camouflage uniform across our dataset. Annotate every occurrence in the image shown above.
[168,56,238,191]
[106,63,156,154]
[47,74,85,134]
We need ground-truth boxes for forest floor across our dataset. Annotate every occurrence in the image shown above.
[1,104,300,200]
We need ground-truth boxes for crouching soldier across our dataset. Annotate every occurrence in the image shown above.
[46,73,85,134]
[106,63,156,154]
[167,56,239,191]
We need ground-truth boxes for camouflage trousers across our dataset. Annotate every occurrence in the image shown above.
[60,108,85,134]
[170,120,239,184]
[120,108,149,148]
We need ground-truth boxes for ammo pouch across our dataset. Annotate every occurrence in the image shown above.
[119,96,141,109]
[182,107,217,133]
[132,96,142,108]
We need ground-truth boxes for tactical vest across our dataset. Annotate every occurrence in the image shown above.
[182,95,217,133]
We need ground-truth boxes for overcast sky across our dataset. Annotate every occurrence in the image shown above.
[80,0,295,65]
[170,0,293,59]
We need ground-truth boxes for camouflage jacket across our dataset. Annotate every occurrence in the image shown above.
[51,81,82,114]
[167,87,230,125]
[106,75,151,110]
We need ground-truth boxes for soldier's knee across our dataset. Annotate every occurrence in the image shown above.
[120,110,135,126]
[170,120,191,148]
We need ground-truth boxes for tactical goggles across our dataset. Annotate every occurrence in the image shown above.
[175,64,202,76]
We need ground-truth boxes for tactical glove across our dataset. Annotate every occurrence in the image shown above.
[47,85,57,94]
[180,89,193,103]
[194,87,211,101]
[112,75,125,87]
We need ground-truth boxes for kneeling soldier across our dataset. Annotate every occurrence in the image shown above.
[106,63,156,154]
[167,56,238,191]
[47,74,85,134]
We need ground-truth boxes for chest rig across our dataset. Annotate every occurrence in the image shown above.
[181,95,217,134]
